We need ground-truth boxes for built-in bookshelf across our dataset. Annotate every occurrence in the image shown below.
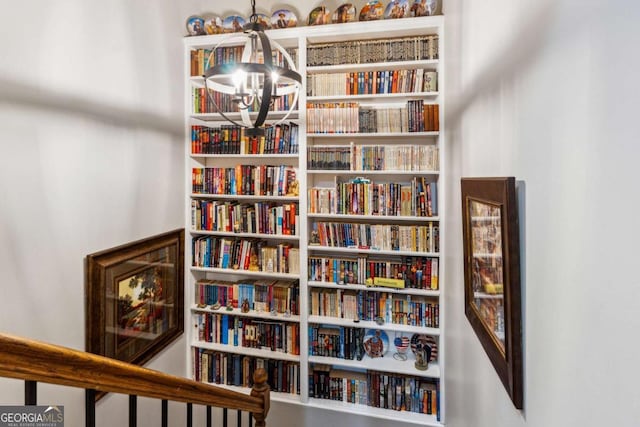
[184,16,445,426]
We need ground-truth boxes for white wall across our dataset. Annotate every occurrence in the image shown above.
[0,1,193,425]
[444,1,640,426]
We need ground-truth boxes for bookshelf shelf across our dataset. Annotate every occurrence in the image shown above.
[190,266,299,280]
[308,213,440,222]
[306,398,441,427]
[185,15,445,424]
[192,342,301,362]
[190,230,300,241]
[308,280,440,297]
[307,131,439,138]
[308,246,439,258]
[307,92,439,102]
[191,304,301,323]
[307,170,439,176]
[308,355,440,379]
[306,59,439,74]
[308,315,439,336]
[190,194,299,202]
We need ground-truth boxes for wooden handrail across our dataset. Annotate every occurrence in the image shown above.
[0,333,266,417]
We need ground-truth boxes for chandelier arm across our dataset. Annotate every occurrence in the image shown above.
[252,30,274,131]
[203,78,250,128]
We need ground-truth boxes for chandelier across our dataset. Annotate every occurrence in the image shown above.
[203,0,301,136]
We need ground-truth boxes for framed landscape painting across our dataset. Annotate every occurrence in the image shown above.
[85,229,184,369]
[461,178,523,409]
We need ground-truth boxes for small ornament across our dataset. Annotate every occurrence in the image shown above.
[270,308,278,316]
[241,298,250,313]
[284,309,291,318]
[211,302,221,310]
[248,251,260,271]
[226,302,234,311]
[286,179,300,196]
[393,335,411,361]
[375,316,385,326]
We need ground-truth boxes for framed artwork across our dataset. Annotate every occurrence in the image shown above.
[85,229,185,370]
[461,178,523,408]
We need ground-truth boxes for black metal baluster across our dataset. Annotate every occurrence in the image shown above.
[186,402,193,427]
[85,389,95,427]
[24,380,37,405]
[223,408,228,427]
[129,395,137,427]
[237,410,241,427]
[206,405,212,427]
[249,412,253,427]
[161,399,168,427]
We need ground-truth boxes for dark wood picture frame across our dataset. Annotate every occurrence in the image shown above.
[86,229,185,371]
[461,178,523,409]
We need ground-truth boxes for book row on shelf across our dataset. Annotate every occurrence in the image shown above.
[306,35,439,66]
[192,349,300,394]
[192,87,297,114]
[309,366,440,418]
[191,165,298,197]
[308,254,438,290]
[307,69,437,97]
[194,312,300,355]
[307,143,439,172]
[191,200,299,236]
[306,101,439,133]
[190,122,300,155]
[194,279,299,315]
[308,176,437,217]
[190,47,298,77]
[192,236,299,274]
[309,288,440,328]
[309,221,440,253]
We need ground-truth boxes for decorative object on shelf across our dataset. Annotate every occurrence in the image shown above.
[222,15,246,33]
[270,308,278,316]
[374,316,385,326]
[286,179,299,196]
[384,0,410,19]
[186,15,206,36]
[284,309,292,318]
[248,249,260,271]
[255,13,272,29]
[393,335,411,361]
[424,70,438,92]
[461,177,523,409]
[359,0,384,21]
[203,0,302,136]
[211,302,221,310]
[271,9,297,28]
[410,334,433,370]
[409,0,439,16]
[226,301,234,311]
[363,329,389,358]
[85,229,185,397]
[308,6,330,25]
[241,298,251,313]
[203,15,223,34]
[333,3,357,23]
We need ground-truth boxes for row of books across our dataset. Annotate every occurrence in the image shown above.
[310,288,440,328]
[192,348,300,394]
[190,122,299,155]
[307,35,439,66]
[307,143,439,172]
[309,366,440,417]
[191,200,298,236]
[194,279,299,315]
[307,69,437,97]
[309,325,366,360]
[306,102,439,133]
[192,87,296,114]
[190,47,298,77]
[194,313,300,355]
[192,236,299,274]
[308,255,439,290]
[308,176,437,217]
[310,221,440,253]
[191,165,297,197]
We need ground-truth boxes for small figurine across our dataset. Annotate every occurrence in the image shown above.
[248,251,260,271]
[375,316,385,326]
[197,303,207,309]
[284,309,291,318]
[270,308,278,316]
[286,179,299,196]
[211,302,221,310]
[226,301,234,311]
[241,298,250,313]
[309,229,320,245]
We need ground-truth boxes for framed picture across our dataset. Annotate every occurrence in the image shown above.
[461,178,523,408]
[85,229,185,369]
